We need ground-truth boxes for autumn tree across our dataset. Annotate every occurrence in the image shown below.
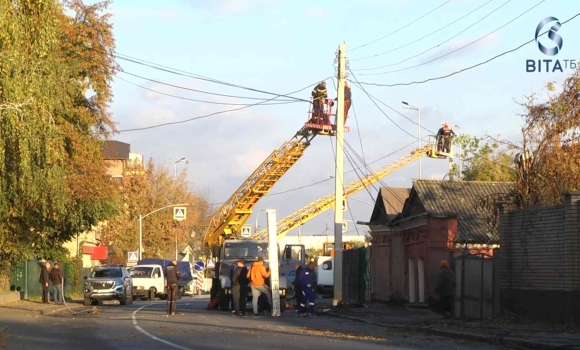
[514,73,580,206]
[453,134,518,182]
[0,0,119,272]
[101,159,211,264]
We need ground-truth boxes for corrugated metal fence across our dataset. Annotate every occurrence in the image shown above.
[9,260,90,299]
[342,247,371,304]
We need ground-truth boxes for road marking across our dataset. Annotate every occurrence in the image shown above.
[132,304,191,350]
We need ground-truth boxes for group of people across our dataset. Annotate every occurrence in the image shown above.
[228,258,319,317]
[292,261,318,317]
[230,256,271,317]
[310,81,351,126]
[38,261,64,305]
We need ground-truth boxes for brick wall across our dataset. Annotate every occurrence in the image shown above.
[499,192,580,324]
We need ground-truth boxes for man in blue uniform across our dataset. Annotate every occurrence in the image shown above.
[298,261,317,317]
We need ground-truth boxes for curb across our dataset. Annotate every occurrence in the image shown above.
[0,325,8,334]
[326,312,567,350]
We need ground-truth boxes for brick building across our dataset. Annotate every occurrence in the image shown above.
[367,180,513,304]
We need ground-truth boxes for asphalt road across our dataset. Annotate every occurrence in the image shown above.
[0,297,500,350]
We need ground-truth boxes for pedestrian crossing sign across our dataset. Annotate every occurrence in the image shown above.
[173,207,186,221]
[128,251,139,262]
[240,225,252,237]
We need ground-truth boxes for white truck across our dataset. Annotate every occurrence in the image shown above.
[130,260,193,300]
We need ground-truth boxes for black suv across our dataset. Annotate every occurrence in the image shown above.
[83,265,134,306]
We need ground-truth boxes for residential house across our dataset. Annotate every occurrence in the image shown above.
[367,180,514,305]
[62,141,143,267]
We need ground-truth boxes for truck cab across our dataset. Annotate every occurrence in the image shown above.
[211,239,305,312]
[130,264,166,301]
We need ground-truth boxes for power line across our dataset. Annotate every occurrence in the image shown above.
[116,77,329,132]
[350,102,367,174]
[350,0,497,63]
[116,75,302,106]
[350,0,453,52]
[94,48,310,102]
[119,71,302,102]
[348,68,418,139]
[356,12,580,87]
[358,0,543,76]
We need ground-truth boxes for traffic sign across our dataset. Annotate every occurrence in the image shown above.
[342,221,348,233]
[128,251,139,262]
[240,225,252,238]
[173,207,186,221]
[194,261,205,272]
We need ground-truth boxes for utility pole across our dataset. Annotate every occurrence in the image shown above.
[333,42,346,306]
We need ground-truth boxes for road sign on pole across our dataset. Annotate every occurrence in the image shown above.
[342,221,348,233]
[194,261,205,272]
[173,207,187,221]
[128,251,139,263]
[240,225,252,238]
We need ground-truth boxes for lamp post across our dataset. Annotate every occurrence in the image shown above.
[402,101,422,179]
[348,198,375,207]
[174,157,188,178]
[138,203,190,260]
[455,125,462,179]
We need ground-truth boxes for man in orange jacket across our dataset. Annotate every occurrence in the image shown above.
[247,257,272,316]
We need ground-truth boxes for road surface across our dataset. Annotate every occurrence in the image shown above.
[0,297,500,350]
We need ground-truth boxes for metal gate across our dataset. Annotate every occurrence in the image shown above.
[453,252,495,319]
[342,247,369,304]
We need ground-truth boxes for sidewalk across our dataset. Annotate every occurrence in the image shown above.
[325,303,580,350]
[0,300,84,315]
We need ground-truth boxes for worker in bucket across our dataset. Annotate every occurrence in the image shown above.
[436,123,455,153]
[298,261,317,317]
[165,260,180,316]
[311,81,327,122]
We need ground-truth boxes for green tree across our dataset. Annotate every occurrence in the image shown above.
[454,134,517,182]
[0,0,119,272]
[101,159,211,264]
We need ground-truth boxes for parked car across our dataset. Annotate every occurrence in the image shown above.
[83,265,134,306]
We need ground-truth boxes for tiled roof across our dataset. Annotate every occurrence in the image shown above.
[103,141,130,160]
[368,187,411,224]
[410,180,515,243]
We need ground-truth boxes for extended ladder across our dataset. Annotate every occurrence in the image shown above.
[252,146,430,240]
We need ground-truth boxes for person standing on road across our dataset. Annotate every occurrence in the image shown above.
[247,257,271,316]
[292,263,303,312]
[165,260,180,316]
[50,263,64,304]
[39,261,50,304]
[298,261,317,317]
[435,260,455,319]
[232,259,250,316]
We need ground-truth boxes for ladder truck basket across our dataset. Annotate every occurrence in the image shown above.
[305,98,350,135]
[426,135,454,159]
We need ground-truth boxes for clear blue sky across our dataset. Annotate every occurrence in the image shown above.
[106,0,580,237]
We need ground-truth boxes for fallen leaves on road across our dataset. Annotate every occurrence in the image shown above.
[0,330,8,350]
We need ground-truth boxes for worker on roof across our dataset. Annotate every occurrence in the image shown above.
[436,123,456,153]
[334,81,352,125]
[311,81,327,122]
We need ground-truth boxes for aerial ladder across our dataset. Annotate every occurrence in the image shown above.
[252,135,454,240]
[202,96,350,309]
[202,97,349,247]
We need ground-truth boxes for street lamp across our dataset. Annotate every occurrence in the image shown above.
[348,198,375,207]
[455,125,462,179]
[174,157,188,178]
[402,101,422,179]
[254,209,266,231]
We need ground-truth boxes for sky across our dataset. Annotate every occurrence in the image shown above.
[104,0,580,239]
